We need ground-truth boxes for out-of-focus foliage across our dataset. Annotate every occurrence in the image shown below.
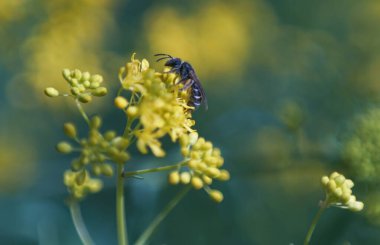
[0,137,37,192]
[343,108,380,183]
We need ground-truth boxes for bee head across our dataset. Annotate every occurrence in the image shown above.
[165,58,182,68]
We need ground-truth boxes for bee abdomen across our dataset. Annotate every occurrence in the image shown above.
[189,83,202,109]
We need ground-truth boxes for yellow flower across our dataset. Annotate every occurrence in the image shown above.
[118,54,195,157]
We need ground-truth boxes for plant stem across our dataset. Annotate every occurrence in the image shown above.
[75,99,90,125]
[116,164,129,245]
[304,202,327,245]
[69,200,95,245]
[134,185,192,245]
[123,160,189,178]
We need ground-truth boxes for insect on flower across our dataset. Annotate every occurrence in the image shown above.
[155,53,208,110]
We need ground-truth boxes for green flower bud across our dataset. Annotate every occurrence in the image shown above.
[92,164,102,176]
[90,74,103,84]
[113,151,130,163]
[70,87,81,96]
[90,81,100,89]
[44,87,60,97]
[78,94,92,103]
[113,137,129,150]
[321,176,329,186]
[73,69,82,80]
[56,142,72,154]
[92,87,108,96]
[101,164,114,177]
[104,130,116,141]
[83,80,91,88]
[82,71,91,81]
[62,69,72,81]
[91,116,102,129]
[63,123,77,138]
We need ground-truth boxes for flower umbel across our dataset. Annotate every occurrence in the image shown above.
[44,69,107,103]
[167,132,229,202]
[321,171,364,212]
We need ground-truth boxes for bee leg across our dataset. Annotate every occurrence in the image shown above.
[162,68,179,74]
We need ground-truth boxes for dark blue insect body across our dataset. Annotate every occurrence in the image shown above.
[155,53,208,110]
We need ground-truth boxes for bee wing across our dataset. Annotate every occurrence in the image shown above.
[189,70,208,110]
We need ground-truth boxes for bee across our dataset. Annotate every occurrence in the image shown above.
[155,53,208,110]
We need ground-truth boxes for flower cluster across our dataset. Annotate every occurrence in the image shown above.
[45,69,107,103]
[321,172,364,212]
[56,116,130,199]
[168,132,230,202]
[117,54,194,157]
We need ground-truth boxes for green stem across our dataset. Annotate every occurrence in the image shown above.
[69,200,95,245]
[134,185,192,245]
[304,201,327,245]
[75,99,90,125]
[123,160,189,178]
[117,164,129,245]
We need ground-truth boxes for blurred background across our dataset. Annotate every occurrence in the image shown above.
[1,0,380,244]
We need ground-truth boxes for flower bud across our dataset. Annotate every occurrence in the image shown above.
[180,172,191,184]
[87,179,103,193]
[202,175,213,185]
[82,72,91,81]
[209,190,224,203]
[349,201,364,212]
[127,106,138,117]
[114,96,128,109]
[217,170,230,181]
[73,69,82,80]
[168,171,180,185]
[44,87,60,97]
[78,94,92,103]
[191,176,204,189]
[104,131,116,141]
[321,176,329,186]
[90,74,103,84]
[91,116,102,129]
[62,69,72,81]
[101,164,114,177]
[63,123,77,138]
[92,87,108,96]
[56,142,72,154]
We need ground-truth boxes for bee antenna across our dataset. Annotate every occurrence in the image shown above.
[156,56,172,62]
[154,53,173,58]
